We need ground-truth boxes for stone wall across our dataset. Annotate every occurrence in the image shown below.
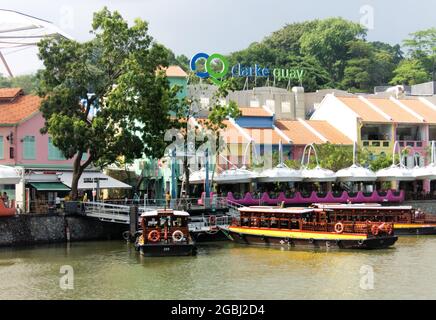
[403,200,436,214]
[0,214,127,247]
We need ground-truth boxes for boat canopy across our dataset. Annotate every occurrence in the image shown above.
[141,210,190,217]
[239,206,316,214]
[312,203,413,210]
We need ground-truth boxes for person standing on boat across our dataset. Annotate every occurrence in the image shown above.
[165,191,171,209]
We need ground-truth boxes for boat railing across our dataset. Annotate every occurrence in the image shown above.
[301,221,393,235]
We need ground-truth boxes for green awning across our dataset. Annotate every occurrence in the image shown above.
[29,182,71,191]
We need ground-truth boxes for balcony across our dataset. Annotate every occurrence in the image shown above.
[397,140,425,149]
[361,140,390,148]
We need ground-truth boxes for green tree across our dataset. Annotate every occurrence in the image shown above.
[390,59,431,85]
[0,74,39,93]
[341,41,397,92]
[299,18,366,83]
[37,8,176,200]
[403,28,436,80]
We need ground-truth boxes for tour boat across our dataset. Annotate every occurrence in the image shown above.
[135,209,197,257]
[312,203,436,236]
[221,206,398,250]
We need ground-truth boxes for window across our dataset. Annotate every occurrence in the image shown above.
[23,136,36,160]
[0,136,3,159]
[48,137,66,160]
[281,101,291,113]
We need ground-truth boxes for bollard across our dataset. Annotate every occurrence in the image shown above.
[129,205,138,242]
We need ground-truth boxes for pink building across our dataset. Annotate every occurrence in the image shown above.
[0,88,130,213]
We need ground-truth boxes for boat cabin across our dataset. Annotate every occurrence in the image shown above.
[311,203,436,224]
[140,209,191,244]
[236,206,391,235]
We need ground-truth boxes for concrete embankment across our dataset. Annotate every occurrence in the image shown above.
[0,213,127,247]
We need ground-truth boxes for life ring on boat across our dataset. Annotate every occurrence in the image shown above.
[334,222,344,234]
[172,230,184,242]
[371,225,379,236]
[209,215,216,225]
[147,230,160,242]
[385,224,393,235]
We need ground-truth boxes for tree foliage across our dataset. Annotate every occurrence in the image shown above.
[0,74,39,93]
[37,7,177,199]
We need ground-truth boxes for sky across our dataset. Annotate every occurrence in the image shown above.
[1,0,435,75]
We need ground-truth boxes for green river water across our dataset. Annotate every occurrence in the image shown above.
[0,237,435,300]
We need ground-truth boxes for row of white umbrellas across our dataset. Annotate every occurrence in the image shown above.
[188,141,436,185]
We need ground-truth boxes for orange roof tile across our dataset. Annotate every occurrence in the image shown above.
[337,97,387,122]
[399,99,436,124]
[239,107,272,117]
[0,88,22,100]
[164,65,187,78]
[275,120,324,145]
[366,98,422,123]
[304,120,352,144]
[243,127,285,145]
[220,120,249,145]
[0,94,41,124]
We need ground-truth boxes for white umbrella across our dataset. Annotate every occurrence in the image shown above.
[376,164,415,181]
[258,164,303,183]
[0,165,21,184]
[414,141,436,180]
[187,167,213,185]
[336,143,376,182]
[302,166,336,182]
[258,140,303,182]
[215,166,258,184]
[336,164,377,182]
[376,141,415,181]
[300,144,336,182]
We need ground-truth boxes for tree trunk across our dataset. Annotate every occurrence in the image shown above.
[70,151,93,201]
[70,152,83,201]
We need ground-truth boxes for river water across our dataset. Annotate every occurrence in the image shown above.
[0,237,435,300]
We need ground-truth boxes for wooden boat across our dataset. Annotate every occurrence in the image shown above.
[221,206,397,250]
[312,203,436,236]
[135,209,197,257]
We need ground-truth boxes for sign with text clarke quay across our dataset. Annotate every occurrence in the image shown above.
[190,52,304,85]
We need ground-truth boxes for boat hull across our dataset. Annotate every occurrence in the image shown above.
[222,227,397,250]
[137,243,197,257]
[394,224,436,235]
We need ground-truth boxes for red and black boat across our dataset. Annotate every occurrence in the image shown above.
[312,203,436,236]
[135,209,197,257]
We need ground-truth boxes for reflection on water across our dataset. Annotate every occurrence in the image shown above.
[0,237,436,299]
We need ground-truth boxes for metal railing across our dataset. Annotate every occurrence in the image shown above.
[83,201,130,224]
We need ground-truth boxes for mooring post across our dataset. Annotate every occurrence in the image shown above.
[129,205,138,242]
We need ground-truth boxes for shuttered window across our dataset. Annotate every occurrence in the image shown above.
[0,136,3,159]
[48,137,66,160]
[23,136,36,160]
